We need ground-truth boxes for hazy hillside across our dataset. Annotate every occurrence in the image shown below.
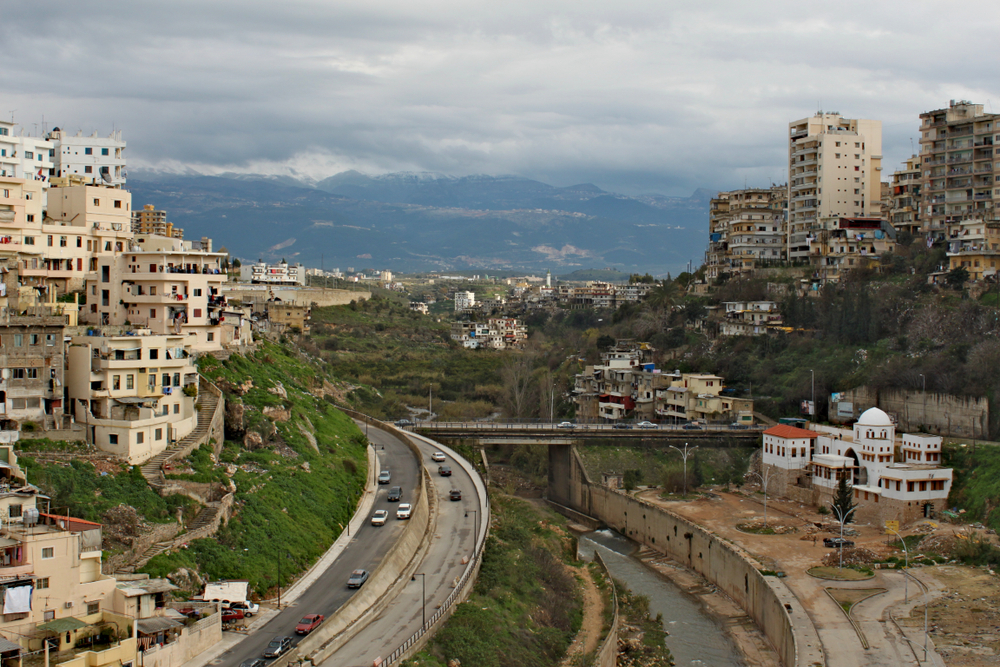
[126,171,711,275]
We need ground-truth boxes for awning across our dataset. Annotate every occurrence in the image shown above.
[137,617,185,634]
[37,617,91,633]
[0,636,20,653]
[114,396,160,405]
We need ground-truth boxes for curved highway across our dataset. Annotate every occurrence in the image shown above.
[212,423,421,667]
[320,431,487,666]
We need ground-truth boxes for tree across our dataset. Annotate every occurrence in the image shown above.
[831,475,857,524]
[500,354,536,419]
[596,334,615,351]
[623,469,642,491]
[945,266,970,289]
[233,258,242,269]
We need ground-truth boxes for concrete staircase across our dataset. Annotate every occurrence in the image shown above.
[140,378,220,491]
[119,501,227,573]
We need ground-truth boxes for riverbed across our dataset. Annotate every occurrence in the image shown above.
[578,529,745,667]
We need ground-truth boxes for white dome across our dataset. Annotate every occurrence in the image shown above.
[856,407,891,426]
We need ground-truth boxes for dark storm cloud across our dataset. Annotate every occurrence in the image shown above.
[3,1,998,194]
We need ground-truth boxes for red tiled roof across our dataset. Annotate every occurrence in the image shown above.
[763,424,819,439]
[39,512,102,528]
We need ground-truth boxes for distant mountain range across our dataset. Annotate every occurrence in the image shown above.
[126,171,713,276]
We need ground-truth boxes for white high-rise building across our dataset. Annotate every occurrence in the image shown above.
[787,113,882,261]
[47,128,127,187]
[0,120,55,184]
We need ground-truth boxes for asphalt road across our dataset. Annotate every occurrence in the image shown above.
[320,435,483,666]
[215,425,420,667]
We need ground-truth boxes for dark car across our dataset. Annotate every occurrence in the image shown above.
[387,486,402,501]
[438,465,452,477]
[240,660,266,667]
[395,419,413,427]
[347,569,369,588]
[449,489,462,501]
[378,470,391,484]
[823,537,855,548]
[612,423,632,430]
[295,614,325,635]
[682,423,704,430]
[262,636,292,659]
[730,423,750,430]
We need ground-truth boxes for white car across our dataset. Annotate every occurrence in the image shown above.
[371,510,389,526]
[396,503,412,520]
[637,421,657,429]
[431,452,446,462]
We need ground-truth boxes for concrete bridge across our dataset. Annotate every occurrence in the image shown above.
[413,421,763,446]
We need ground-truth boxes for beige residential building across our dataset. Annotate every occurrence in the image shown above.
[706,186,787,278]
[788,113,882,261]
[133,204,182,239]
[0,314,67,428]
[266,302,311,334]
[85,235,228,351]
[656,373,753,425]
[945,219,1000,280]
[807,216,896,283]
[889,155,922,236]
[918,101,1000,241]
[66,333,198,461]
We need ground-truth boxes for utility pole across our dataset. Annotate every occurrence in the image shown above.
[746,469,773,526]
[810,369,815,421]
[831,505,858,569]
[670,442,698,497]
[428,384,433,421]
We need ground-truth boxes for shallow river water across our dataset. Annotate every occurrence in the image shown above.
[578,529,744,667]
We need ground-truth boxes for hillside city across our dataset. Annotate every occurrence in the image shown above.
[0,98,998,667]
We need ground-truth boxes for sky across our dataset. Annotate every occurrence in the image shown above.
[3,1,999,196]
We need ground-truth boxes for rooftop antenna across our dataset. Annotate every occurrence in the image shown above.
[8,110,14,124]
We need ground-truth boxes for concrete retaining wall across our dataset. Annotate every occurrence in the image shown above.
[593,551,620,667]
[829,386,989,438]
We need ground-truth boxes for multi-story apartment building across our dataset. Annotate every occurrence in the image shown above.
[706,186,787,278]
[266,301,311,334]
[945,219,1000,280]
[454,291,475,312]
[918,101,999,241]
[655,373,752,424]
[240,261,304,286]
[66,333,199,461]
[0,314,67,428]
[717,301,783,336]
[86,235,228,351]
[449,318,527,350]
[889,155,923,236]
[788,113,882,261]
[47,128,127,187]
[0,120,55,187]
[807,216,896,283]
[133,204,182,239]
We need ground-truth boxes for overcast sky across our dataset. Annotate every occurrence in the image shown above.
[3,1,998,196]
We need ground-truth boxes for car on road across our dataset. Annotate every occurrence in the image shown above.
[396,503,412,519]
[612,423,632,430]
[378,469,391,484]
[395,418,414,427]
[347,569,369,588]
[221,608,244,624]
[556,421,575,429]
[371,509,389,526]
[682,423,704,430]
[431,451,447,462]
[823,537,855,548]
[636,421,657,429]
[295,614,325,635]
[438,465,452,476]
[387,486,402,501]
[262,636,292,658]
[449,489,462,501]
[240,660,266,667]
[730,423,749,430]
[226,600,259,617]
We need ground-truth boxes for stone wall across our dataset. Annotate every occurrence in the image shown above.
[140,606,222,667]
[829,386,989,438]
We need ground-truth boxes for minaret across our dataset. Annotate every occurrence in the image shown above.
[546,270,551,288]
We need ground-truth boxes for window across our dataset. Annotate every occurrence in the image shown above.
[149,349,158,360]
[150,309,156,318]
[26,369,37,380]
[29,334,39,345]
[193,289,202,297]
[36,578,49,589]
[113,375,121,390]
[174,404,180,414]
[126,374,134,390]
[47,235,53,247]
[207,332,214,342]
[114,200,121,209]
[87,602,100,615]
[93,198,100,206]
[150,286,156,296]
[109,434,118,445]
[24,151,33,159]
[162,405,169,416]
[8,504,21,518]
[162,373,170,387]
[46,334,56,346]
[193,309,202,317]
[10,369,23,381]
[102,148,109,156]
[77,236,82,247]
[136,432,144,444]
[23,236,33,245]
[41,547,54,559]
[173,373,180,387]
[85,147,93,155]
[26,214,34,222]
[12,334,21,347]
[155,428,163,440]
[85,166,93,174]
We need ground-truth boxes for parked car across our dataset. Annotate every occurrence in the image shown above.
[226,600,259,617]
[823,537,855,548]
[682,423,704,430]
[730,423,749,430]
[396,503,412,519]
[637,421,657,429]
[387,486,402,501]
[395,418,413,427]
[347,569,369,588]
[431,451,447,462]
[371,509,389,526]
[438,465,452,476]
[556,421,575,429]
[449,489,462,501]
[295,614,325,635]
[612,423,632,430]
[262,636,292,658]
[221,608,244,623]
[378,470,391,484]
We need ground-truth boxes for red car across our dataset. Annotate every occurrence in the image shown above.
[295,614,324,635]
[221,608,245,623]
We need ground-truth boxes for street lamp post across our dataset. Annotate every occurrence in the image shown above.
[411,573,426,629]
[810,369,815,421]
[830,505,858,569]
[745,469,773,526]
[465,510,479,544]
[919,373,925,393]
[886,526,909,603]
[669,443,699,497]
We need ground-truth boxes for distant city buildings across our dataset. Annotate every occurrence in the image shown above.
[241,260,305,286]
[450,318,527,349]
[133,204,183,239]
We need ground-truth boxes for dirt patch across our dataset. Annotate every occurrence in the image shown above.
[898,565,1000,666]
[560,563,605,664]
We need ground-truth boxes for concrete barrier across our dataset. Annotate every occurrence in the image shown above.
[592,551,620,667]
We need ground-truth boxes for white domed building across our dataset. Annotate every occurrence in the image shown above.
[763,407,953,523]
